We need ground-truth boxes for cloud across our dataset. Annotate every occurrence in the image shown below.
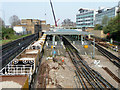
[0,0,120,2]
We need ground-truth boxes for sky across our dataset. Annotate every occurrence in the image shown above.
[0,0,119,25]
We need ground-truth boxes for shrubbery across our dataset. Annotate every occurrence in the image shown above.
[103,14,120,41]
[2,27,15,40]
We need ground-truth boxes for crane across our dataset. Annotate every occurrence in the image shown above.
[49,0,57,27]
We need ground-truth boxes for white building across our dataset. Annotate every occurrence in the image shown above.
[13,26,27,35]
[95,6,118,25]
[76,8,97,29]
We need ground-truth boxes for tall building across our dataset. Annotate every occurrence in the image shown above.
[76,8,96,30]
[95,6,118,25]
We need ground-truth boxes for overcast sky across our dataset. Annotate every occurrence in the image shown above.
[1,0,119,25]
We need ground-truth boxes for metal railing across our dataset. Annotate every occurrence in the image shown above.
[0,65,33,75]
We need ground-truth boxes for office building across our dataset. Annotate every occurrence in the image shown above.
[95,6,118,25]
[76,8,97,30]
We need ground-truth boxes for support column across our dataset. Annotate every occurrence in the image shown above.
[83,35,84,41]
[78,35,79,41]
[76,35,77,40]
[88,34,91,39]
[52,35,55,58]
[81,35,83,45]
[92,38,95,59]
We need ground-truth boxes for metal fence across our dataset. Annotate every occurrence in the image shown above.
[0,65,33,75]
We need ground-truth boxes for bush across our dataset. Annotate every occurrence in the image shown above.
[2,27,15,39]
[94,24,103,30]
[103,14,120,41]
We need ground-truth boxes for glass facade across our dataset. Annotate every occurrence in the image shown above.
[76,9,96,28]
[95,7,118,25]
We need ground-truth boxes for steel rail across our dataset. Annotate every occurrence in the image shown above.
[75,54,110,88]
[66,42,98,89]
[86,38,120,68]
[75,70,85,89]
[63,36,116,89]
[66,39,104,88]
[67,46,89,89]
[1,33,39,69]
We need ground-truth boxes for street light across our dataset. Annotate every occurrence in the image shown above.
[117,1,120,58]
[117,1,120,89]
[117,1,120,30]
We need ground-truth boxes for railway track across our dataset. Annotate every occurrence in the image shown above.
[102,67,120,83]
[95,43,120,68]
[63,36,116,89]
[86,38,120,68]
[0,33,39,69]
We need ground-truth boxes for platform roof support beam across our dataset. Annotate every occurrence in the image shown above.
[81,35,83,45]
[52,35,55,58]
[88,34,91,39]
[92,38,95,59]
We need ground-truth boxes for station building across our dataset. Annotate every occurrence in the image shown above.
[95,6,118,25]
[76,8,97,30]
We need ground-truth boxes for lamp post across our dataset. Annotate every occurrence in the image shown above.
[117,1,120,89]
[117,2,120,58]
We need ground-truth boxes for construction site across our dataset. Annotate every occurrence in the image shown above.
[0,0,120,89]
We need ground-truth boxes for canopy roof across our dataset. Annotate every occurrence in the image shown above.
[45,29,93,35]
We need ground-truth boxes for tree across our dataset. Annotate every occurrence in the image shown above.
[103,14,120,41]
[61,19,75,28]
[94,24,103,30]
[102,15,109,26]
[0,17,5,27]
[2,27,15,39]
[9,15,20,27]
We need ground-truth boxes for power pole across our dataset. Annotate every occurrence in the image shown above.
[117,1,120,89]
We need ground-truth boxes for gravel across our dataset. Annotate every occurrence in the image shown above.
[0,81,22,89]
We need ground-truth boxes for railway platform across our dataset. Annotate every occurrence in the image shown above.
[65,36,119,88]
[34,39,78,88]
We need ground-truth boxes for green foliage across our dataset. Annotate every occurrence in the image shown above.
[102,15,109,26]
[103,14,120,41]
[2,27,15,39]
[2,33,32,45]
[94,24,103,30]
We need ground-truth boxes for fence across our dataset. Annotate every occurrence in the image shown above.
[0,65,33,75]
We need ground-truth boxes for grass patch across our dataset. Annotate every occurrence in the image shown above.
[1,34,32,45]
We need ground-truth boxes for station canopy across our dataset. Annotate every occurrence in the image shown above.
[45,29,93,35]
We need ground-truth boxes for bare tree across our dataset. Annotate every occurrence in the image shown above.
[62,19,73,25]
[9,15,20,27]
[61,19,76,29]
[0,17,5,27]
